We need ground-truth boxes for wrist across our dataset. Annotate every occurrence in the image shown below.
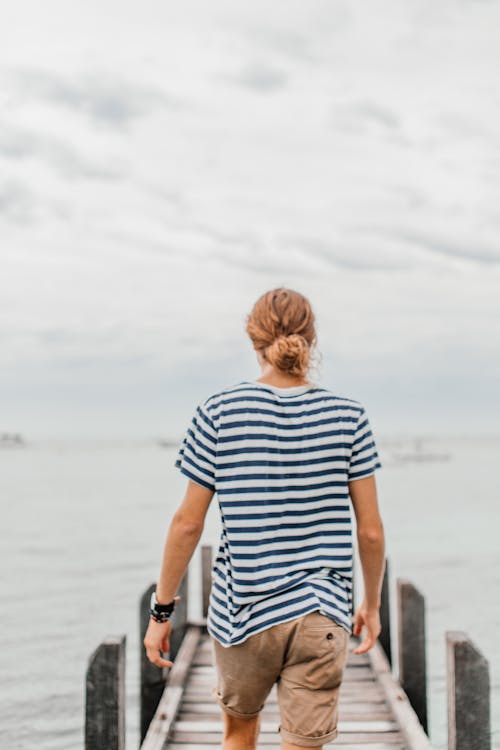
[149,591,176,623]
[155,592,173,606]
[362,597,380,611]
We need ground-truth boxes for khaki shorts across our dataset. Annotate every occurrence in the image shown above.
[210,611,350,747]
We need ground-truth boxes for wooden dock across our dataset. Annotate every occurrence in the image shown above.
[84,547,491,750]
[140,623,432,750]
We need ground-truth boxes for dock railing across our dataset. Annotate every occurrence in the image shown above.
[84,546,491,750]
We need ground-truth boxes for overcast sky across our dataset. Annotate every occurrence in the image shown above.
[1,0,499,439]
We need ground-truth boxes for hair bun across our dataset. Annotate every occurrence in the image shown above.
[265,333,309,378]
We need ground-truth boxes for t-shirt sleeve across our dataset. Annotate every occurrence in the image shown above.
[348,405,382,481]
[174,402,217,491]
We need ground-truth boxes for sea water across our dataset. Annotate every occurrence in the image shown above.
[0,437,498,749]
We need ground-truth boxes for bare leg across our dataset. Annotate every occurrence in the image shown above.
[221,711,261,750]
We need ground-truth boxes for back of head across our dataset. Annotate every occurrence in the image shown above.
[245,287,318,379]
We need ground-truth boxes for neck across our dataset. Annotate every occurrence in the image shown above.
[255,364,310,388]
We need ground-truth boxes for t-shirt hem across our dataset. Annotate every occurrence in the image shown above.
[207,604,351,647]
[348,462,382,481]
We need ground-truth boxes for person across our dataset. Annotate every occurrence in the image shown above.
[144,287,385,750]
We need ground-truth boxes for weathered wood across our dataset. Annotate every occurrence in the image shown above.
[170,571,189,660]
[141,626,202,750]
[397,578,428,732]
[173,719,399,732]
[170,730,405,744]
[166,745,405,750]
[179,710,394,722]
[379,558,391,665]
[140,582,166,743]
[368,637,432,750]
[351,550,356,617]
[446,630,490,750]
[85,634,126,750]
[201,544,212,618]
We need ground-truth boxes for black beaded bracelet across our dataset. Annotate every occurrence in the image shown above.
[149,591,176,622]
[149,608,173,623]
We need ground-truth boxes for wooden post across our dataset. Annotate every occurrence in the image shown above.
[397,579,428,733]
[201,544,213,618]
[379,558,392,665]
[169,570,189,661]
[446,631,490,750]
[85,634,126,750]
[350,550,355,617]
[139,583,165,744]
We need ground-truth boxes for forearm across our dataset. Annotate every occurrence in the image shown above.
[357,527,385,610]
[155,515,203,604]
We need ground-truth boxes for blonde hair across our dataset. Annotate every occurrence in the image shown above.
[245,287,318,379]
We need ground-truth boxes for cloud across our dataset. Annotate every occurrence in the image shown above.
[244,28,317,63]
[278,235,414,271]
[8,68,184,127]
[0,125,125,180]
[227,61,289,91]
[365,225,500,266]
[330,100,401,133]
[0,180,37,224]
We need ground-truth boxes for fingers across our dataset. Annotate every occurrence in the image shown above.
[353,637,374,654]
[353,631,378,654]
[145,646,174,669]
[160,636,170,652]
[352,613,363,636]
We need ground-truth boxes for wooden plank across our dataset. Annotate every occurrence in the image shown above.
[367,638,433,750]
[168,748,408,750]
[178,711,394,723]
[141,626,202,750]
[180,701,389,713]
[182,692,388,705]
[169,731,405,744]
[167,745,405,750]
[186,675,384,697]
[173,720,399,733]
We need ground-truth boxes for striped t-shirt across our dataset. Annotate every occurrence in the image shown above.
[174,379,382,647]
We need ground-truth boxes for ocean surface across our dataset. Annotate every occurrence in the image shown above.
[1,436,498,750]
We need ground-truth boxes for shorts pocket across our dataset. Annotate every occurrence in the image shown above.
[300,611,346,630]
[299,613,349,664]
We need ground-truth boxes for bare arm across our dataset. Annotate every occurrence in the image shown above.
[143,479,215,667]
[348,474,385,653]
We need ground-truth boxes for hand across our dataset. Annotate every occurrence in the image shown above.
[143,619,174,668]
[352,600,381,654]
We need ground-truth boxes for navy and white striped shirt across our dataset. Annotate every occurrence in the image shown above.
[175,379,382,647]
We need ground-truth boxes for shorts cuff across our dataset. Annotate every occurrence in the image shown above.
[211,687,262,719]
[279,725,338,747]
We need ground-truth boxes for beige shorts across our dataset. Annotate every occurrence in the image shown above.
[210,610,350,747]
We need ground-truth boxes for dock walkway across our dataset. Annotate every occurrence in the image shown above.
[85,551,492,749]
[141,622,432,750]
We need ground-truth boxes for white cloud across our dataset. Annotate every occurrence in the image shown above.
[0,0,499,435]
